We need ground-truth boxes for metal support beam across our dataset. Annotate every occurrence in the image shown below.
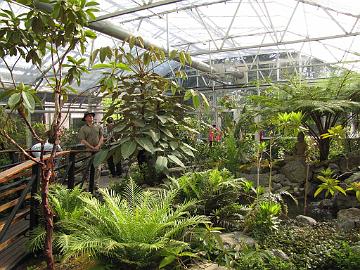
[34,1,220,75]
[119,0,229,24]
[294,0,360,19]
[220,0,243,49]
[93,0,182,22]
[280,1,299,42]
[323,8,348,34]
[191,32,360,56]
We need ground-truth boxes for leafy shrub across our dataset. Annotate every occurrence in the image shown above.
[244,201,281,240]
[166,169,244,229]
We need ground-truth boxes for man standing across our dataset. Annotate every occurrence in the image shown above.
[78,111,104,190]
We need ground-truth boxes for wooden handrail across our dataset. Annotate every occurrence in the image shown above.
[0,151,70,185]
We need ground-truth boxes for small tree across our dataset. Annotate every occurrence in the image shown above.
[0,0,98,269]
[91,36,208,175]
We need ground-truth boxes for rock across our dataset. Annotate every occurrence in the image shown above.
[100,169,110,176]
[319,199,334,209]
[337,208,360,231]
[281,159,307,184]
[296,215,317,226]
[273,183,282,190]
[270,249,290,261]
[272,174,288,184]
[334,194,359,210]
[328,163,341,174]
[238,173,270,187]
[220,231,256,251]
[345,172,360,185]
[189,262,229,270]
[339,150,360,171]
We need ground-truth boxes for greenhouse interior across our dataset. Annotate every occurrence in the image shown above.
[1,0,360,269]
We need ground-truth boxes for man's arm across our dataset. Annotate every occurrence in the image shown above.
[94,126,104,150]
[94,135,104,150]
[81,139,95,150]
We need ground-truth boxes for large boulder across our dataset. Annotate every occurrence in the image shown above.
[281,158,307,184]
[296,215,317,226]
[334,194,359,210]
[337,208,360,231]
[339,150,360,171]
[345,172,360,185]
[219,231,256,251]
[238,173,270,187]
[189,262,229,270]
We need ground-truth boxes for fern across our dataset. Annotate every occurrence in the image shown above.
[53,182,208,269]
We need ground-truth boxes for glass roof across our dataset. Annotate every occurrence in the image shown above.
[0,0,360,92]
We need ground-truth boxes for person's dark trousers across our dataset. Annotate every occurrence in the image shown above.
[107,156,122,176]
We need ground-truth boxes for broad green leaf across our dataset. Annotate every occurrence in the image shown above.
[155,156,168,172]
[135,137,155,153]
[168,154,185,168]
[180,145,194,157]
[159,255,176,269]
[192,95,200,108]
[92,63,112,69]
[113,124,127,132]
[169,141,178,150]
[185,53,192,65]
[184,89,193,101]
[199,92,210,108]
[8,93,21,108]
[93,149,108,167]
[157,115,167,124]
[334,185,346,195]
[115,62,131,71]
[169,49,177,59]
[182,142,197,151]
[314,187,324,197]
[144,130,160,142]
[160,128,174,138]
[179,51,186,66]
[121,140,137,159]
[22,91,35,112]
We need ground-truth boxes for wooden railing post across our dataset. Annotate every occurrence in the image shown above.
[67,151,76,189]
[30,164,41,230]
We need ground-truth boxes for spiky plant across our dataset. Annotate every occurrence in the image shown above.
[166,169,245,229]
[28,184,90,253]
[56,181,208,269]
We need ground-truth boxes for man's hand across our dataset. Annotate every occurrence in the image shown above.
[94,145,100,151]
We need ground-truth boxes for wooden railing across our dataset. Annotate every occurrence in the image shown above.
[0,146,96,270]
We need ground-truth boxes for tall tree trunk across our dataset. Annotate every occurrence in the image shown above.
[319,137,331,161]
[41,163,54,270]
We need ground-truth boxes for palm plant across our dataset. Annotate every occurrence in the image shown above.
[246,71,360,160]
[55,182,208,269]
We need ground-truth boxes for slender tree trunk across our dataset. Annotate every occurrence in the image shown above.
[41,162,54,270]
[319,137,331,161]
